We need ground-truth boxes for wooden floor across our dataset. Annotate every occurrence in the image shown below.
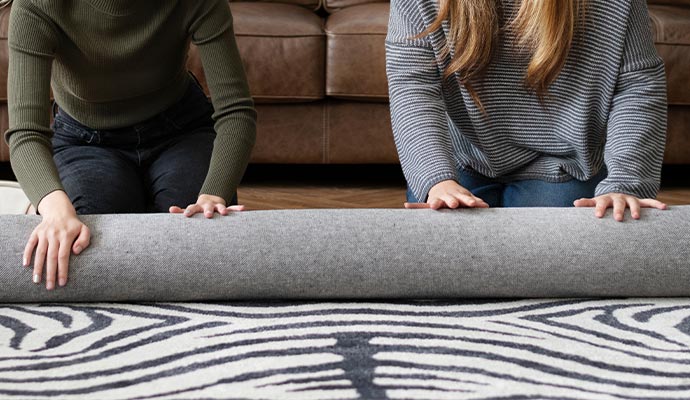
[657,188,690,206]
[2,163,689,210]
[239,184,406,210]
[237,165,690,210]
[238,185,690,210]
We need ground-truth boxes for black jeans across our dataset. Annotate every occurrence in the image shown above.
[52,80,229,215]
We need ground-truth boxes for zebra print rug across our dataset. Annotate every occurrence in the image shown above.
[2,299,690,399]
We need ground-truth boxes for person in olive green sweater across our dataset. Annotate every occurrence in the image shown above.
[3,0,257,290]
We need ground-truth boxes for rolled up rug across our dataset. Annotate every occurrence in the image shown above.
[1,207,688,302]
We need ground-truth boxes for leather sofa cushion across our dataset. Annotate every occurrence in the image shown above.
[651,5,690,44]
[324,0,387,13]
[650,5,690,105]
[0,7,9,104]
[189,2,326,103]
[325,3,389,101]
[251,103,325,163]
[231,0,321,11]
[252,101,398,164]
[665,106,690,163]
[327,100,398,163]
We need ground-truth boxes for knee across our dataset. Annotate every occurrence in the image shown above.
[70,192,146,215]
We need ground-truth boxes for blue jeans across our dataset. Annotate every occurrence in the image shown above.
[51,79,235,215]
[406,168,607,207]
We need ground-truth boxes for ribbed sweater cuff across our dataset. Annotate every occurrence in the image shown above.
[8,137,64,208]
[595,180,660,200]
[413,170,460,203]
[199,117,256,203]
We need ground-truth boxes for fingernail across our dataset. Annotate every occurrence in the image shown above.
[59,278,67,287]
[75,246,83,254]
[22,258,27,267]
[33,274,40,284]
[46,282,54,291]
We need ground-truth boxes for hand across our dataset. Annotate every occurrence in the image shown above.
[406,180,489,210]
[169,194,246,218]
[574,193,667,222]
[24,191,90,290]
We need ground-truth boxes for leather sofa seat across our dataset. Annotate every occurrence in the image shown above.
[326,3,389,101]
[323,0,386,12]
[189,2,326,103]
[231,0,321,10]
[650,5,690,105]
[649,3,690,163]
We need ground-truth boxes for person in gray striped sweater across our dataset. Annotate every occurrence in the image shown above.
[386,0,668,221]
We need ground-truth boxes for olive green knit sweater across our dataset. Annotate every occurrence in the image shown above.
[4,0,257,207]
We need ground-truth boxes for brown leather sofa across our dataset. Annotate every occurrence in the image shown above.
[1,0,688,165]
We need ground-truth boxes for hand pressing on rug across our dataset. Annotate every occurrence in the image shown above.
[574,193,667,222]
[23,190,90,290]
[169,194,246,219]
[405,180,490,210]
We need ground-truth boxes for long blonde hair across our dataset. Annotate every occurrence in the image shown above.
[423,0,586,110]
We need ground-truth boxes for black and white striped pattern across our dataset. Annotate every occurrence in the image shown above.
[386,0,667,201]
[3,299,690,399]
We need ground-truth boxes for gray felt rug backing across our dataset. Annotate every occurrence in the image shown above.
[1,207,689,301]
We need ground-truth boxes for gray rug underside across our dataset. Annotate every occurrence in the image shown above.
[1,207,689,302]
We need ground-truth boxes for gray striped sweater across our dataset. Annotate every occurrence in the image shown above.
[386,0,667,202]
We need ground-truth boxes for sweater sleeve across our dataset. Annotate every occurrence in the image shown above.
[4,2,63,208]
[189,0,257,203]
[386,0,457,202]
[595,0,667,199]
